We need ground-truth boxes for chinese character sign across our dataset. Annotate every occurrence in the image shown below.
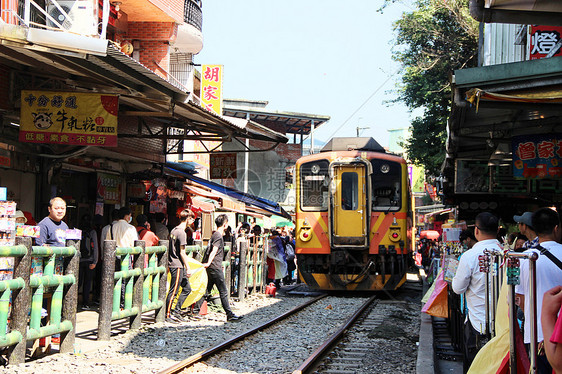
[19,91,118,147]
[201,65,223,115]
[97,172,122,204]
[529,26,562,60]
[210,153,237,179]
[512,134,562,179]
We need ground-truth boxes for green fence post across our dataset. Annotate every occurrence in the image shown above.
[60,239,80,354]
[98,240,116,341]
[237,240,247,301]
[7,237,31,365]
[155,240,168,323]
[130,240,145,330]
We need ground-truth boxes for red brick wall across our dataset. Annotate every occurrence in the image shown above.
[150,0,184,22]
[126,22,177,78]
[0,64,11,111]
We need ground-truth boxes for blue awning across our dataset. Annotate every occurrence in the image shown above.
[165,165,291,220]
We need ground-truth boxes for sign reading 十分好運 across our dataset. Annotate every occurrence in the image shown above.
[19,90,118,147]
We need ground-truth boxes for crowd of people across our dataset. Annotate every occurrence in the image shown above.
[446,210,562,374]
[21,197,297,325]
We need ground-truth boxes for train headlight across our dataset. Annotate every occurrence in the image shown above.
[389,230,401,242]
[311,164,320,174]
[300,228,313,242]
[381,164,390,174]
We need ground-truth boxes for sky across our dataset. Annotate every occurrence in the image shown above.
[196,0,417,149]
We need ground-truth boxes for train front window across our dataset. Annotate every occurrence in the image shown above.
[341,172,358,210]
[300,160,329,211]
[371,160,401,211]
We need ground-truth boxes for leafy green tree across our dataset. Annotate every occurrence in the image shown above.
[387,0,479,176]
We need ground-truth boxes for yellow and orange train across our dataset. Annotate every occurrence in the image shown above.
[295,137,414,291]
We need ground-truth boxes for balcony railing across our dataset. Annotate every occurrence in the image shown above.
[184,0,202,31]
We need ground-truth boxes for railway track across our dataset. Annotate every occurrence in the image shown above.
[158,286,420,374]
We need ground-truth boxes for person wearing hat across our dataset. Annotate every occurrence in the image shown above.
[514,211,538,250]
[14,210,27,225]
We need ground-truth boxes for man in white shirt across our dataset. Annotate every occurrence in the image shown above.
[515,207,562,374]
[452,212,502,373]
[106,207,138,248]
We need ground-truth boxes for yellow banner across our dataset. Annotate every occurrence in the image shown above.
[19,91,118,147]
[201,65,223,115]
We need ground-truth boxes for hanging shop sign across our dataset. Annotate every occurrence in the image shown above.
[97,172,122,204]
[512,133,562,179]
[529,26,562,60]
[454,159,490,193]
[127,183,146,199]
[19,91,118,147]
[210,153,237,179]
[201,65,223,115]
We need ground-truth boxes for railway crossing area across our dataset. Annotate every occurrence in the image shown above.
[0,274,452,374]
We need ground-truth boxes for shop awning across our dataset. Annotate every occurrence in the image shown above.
[469,0,562,26]
[179,171,291,220]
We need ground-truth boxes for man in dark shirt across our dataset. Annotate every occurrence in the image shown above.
[165,209,193,323]
[203,214,242,321]
[36,197,68,247]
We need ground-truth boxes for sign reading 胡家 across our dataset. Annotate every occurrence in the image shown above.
[19,91,118,147]
[201,65,223,115]
[210,153,237,179]
[512,134,562,179]
[529,26,562,60]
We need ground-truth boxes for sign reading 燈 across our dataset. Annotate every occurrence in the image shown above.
[210,153,237,179]
[201,65,223,115]
[19,91,118,147]
[512,134,562,179]
[529,26,562,60]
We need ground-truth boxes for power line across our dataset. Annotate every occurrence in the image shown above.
[325,69,399,141]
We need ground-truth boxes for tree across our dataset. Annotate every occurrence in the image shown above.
[388,0,479,176]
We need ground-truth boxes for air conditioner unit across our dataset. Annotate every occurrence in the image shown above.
[46,0,98,36]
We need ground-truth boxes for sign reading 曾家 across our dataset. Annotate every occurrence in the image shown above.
[19,91,118,147]
[512,134,562,179]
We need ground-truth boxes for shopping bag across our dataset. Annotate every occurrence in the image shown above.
[421,270,448,318]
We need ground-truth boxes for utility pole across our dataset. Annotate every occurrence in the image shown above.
[356,126,370,137]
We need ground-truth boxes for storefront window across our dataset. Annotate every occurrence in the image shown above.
[371,159,401,211]
[300,160,329,211]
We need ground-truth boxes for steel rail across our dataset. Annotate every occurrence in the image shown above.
[292,295,378,374]
[158,294,327,374]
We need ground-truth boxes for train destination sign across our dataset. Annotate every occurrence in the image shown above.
[19,91,118,147]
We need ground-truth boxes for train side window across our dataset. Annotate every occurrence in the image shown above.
[300,160,329,211]
[341,172,358,210]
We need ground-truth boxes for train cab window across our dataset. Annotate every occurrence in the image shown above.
[300,160,329,211]
[341,172,358,210]
[370,160,402,211]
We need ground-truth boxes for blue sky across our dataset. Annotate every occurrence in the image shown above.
[196,0,416,148]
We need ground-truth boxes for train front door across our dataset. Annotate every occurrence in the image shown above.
[332,164,368,246]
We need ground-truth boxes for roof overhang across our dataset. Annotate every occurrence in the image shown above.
[223,106,330,135]
[445,56,562,195]
[469,0,562,26]
[0,27,287,148]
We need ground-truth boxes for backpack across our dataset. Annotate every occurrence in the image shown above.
[285,242,295,261]
[80,230,93,260]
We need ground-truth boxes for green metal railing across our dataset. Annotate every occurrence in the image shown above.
[98,239,168,340]
[0,236,80,365]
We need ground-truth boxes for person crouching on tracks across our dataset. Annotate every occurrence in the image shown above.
[165,209,194,323]
[452,212,502,373]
